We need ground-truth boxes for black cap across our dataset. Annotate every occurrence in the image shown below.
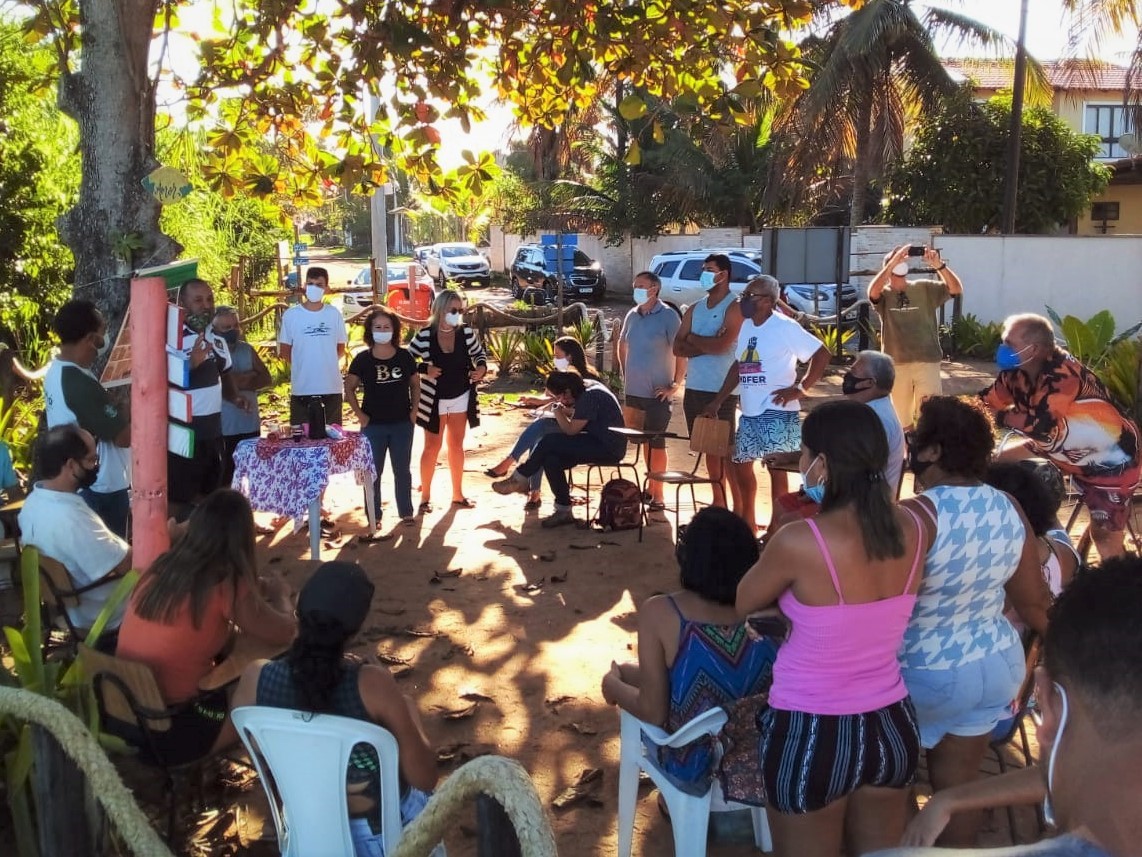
[296,561,374,634]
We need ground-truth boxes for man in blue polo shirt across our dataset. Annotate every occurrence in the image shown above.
[617,270,685,511]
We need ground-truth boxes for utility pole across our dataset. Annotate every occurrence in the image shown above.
[1001,0,1030,234]
[368,90,389,293]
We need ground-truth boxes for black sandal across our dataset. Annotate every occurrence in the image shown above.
[452,498,477,509]
[418,501,433,514]
[483,467,509,478]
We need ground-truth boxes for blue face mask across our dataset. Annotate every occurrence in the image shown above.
[633,287,650,306]
[801,456,826,504]
[996,342,1032,371]
[699,270,716,289]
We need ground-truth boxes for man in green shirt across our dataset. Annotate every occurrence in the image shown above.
[868,244,963,429]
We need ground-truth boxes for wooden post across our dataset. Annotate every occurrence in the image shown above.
[130,276,171,571]
[370,256,381,308]
[31,726,105,854]
[476,794,522,857]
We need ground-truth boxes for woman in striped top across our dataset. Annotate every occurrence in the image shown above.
[407,290,487,513]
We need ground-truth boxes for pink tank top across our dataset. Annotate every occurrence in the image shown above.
[767,510,923,716]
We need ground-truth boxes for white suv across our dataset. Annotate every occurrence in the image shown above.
[649,248,764,311]
[423,242,491,289]
[649,248,857,317]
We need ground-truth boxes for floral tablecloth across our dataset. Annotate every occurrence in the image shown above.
[231,434,376,524]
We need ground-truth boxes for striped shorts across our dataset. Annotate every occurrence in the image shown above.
[759,697,920,814]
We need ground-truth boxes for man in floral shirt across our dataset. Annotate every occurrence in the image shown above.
[981,313,1139,559]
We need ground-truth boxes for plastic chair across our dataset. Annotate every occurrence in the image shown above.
[231,706,407,857]
[617,707,772,856]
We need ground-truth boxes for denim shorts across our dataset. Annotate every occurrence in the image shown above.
[901,643,1025,749]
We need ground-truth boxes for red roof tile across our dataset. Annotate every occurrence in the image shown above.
[943,58,1135,92]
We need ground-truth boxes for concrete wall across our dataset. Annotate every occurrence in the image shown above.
[934,234,1142,331]
[491,225,1142,330]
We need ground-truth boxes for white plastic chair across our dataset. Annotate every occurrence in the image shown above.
[617,707,773,856]
[231,706,404,857]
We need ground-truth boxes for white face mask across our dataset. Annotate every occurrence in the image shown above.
[444,311,463,327]
[891,262,909,278]
[1043,681,1069,827]
[305,285,326,303]
[553,356,571,371]
[372,330,393,344]
[633,287,650,306]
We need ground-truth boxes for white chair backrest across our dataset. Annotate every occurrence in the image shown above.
[231,706,404,857]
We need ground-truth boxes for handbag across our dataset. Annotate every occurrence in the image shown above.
[690,414,732,458]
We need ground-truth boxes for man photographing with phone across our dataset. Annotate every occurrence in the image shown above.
[868,244,963,429]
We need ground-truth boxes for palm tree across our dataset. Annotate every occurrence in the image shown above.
[1061,1,1142,108]
[772,0,1042,225]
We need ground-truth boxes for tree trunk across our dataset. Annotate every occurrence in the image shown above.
[31,725,106,855]
[57,0,179,344]
[849,90,874,227]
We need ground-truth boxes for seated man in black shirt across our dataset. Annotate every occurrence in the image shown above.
[493,371,626,528]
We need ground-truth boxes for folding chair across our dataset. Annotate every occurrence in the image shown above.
[640,416,732,538]
[33,548,116,657]
[231,706,442,857]
[80,644,207,842]
[987,634,1045,841]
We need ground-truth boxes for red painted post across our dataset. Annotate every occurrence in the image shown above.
[130,276,171,571]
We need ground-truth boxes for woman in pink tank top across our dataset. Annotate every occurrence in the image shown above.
[737,400,925,856]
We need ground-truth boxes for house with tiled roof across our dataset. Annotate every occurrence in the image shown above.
[943,58,1141,235]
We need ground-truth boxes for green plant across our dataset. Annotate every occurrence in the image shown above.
[949,313,1003,358]
[0,395,43,475]
[1098,336,1142,426]
[1045,307,1142,372]
[1,548,138,854]
[565,316,600,350]
[520,332,555,377]
[485,329,525,375]
[810,323,855,355]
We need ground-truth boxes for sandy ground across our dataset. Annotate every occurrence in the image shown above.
[0,343,1047,855]
[192,356,1044,856]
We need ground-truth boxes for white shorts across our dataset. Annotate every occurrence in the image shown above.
[437,391,470,415]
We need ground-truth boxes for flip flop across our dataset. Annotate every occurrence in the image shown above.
[418,501,433,514]
[453,498,477,509]
[524,498,542,511]
[358,531,393,543]
[483,467,509,478]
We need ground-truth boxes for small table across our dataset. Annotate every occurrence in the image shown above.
[199,634,288,692]
[232,434,377,560]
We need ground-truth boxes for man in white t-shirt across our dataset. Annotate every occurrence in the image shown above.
[278,266,348,428]
[43,299,132,537]
[19,424,131,642]
[704,275,829,532]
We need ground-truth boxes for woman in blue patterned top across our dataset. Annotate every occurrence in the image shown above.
[601,506,779,793]
[900,396,1051,847]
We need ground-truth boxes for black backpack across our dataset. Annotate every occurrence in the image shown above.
[593,478,642,531]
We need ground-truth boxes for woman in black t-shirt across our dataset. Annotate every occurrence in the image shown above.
[345,308,420,540]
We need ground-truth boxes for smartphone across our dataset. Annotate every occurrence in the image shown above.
[747,614,789,639]
[908,245,927,257]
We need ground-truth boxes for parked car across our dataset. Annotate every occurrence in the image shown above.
[649,248,764,311]
[781,282,859,317]
[413,245,434,265]
[423,242,491,289]
[509,244,606,303]
[649,248,857,317]
[338,263,435,319]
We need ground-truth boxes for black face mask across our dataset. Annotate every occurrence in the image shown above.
[841,372,872,396]
[76,463,99,489]
[739,297,756,317]
[906,438,934,480]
